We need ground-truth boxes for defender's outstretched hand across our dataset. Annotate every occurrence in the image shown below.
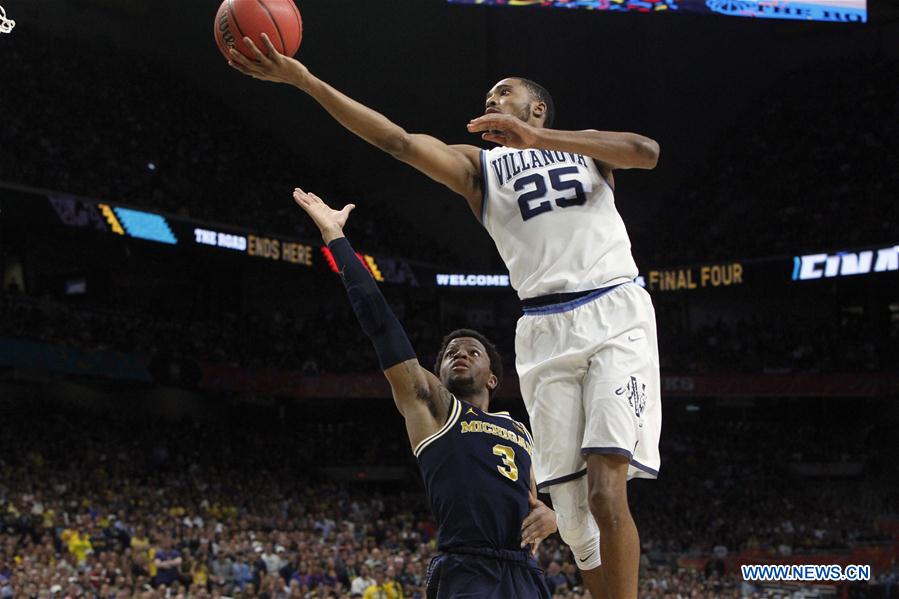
[229,33,310,89]
[467,113,540,149]
[292,188,355,244]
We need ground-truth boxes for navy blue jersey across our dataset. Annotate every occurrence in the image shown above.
[415,396,536,551]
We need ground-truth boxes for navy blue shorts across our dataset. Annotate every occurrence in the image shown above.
[426,547,551,599]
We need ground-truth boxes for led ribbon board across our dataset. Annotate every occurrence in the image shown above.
[194,228,247,251]
[193,227,314,266]
[436,273,511,287]
[111,207,178,245]
[643,263,744,291]
[447,0,866,23]
[321,247,385,282]
[792,245,899,281]
[48,195,177,245]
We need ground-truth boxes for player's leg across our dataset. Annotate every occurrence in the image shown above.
[425,554,446,599]
[580,564,609,599]
[584,453,638,598]
[427,555,502,599]
[549,476,610,599]
[514,313,589,496]
[547,477,609,599]
[580,284,662,599]
[513,558,554,599]
[516,310,608,599]
[432,554,553,598]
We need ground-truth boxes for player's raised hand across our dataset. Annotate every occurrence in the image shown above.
[292,188,355,244]
[467,113,539,149]
[228,33,311,89]
[520,491,557,557]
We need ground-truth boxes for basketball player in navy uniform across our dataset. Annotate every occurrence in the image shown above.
[290,188,554,598]
[231,36,661,599]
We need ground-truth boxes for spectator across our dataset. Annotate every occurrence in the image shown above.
[153,537,183,588]
[350,564,376,596]
[362,565,403,599]
[261,542,283,576]
[545,560,567,593]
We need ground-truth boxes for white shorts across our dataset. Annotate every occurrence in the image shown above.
[515,282,661,489]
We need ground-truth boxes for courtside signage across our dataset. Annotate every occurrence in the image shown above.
[792,245,899,281]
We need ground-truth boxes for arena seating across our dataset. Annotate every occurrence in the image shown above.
[1,398,896,598]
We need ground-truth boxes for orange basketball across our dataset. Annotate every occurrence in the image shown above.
[214,0,303,62]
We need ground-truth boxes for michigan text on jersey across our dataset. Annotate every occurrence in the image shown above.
[461,420,533,455]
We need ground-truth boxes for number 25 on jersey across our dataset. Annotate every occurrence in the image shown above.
[515,166,590,221]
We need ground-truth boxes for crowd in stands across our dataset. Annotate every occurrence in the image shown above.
[657,313,898,374]
[2,288,896,380]
[0,398,896,598]
[0,289,458,378]
[0,405,432,599]
[633,416,897,558]
[0,289,372,377]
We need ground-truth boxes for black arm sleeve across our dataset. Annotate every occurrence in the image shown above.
[328,236,416,370]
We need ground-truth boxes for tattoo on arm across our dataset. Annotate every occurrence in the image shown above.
[412,377,453,421]
[436,385,454,415]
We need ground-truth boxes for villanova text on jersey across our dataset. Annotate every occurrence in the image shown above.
[414,397,535,551]
[488,150,591,187]
[480,146,639,299]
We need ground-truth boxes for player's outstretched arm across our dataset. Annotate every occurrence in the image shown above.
[467,113,659,172]
[230,36,484,216]
[292,188,453,449]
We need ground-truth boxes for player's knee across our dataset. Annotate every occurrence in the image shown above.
[587,473,628,530]
[549,480,601,571]
[558,517,601,572]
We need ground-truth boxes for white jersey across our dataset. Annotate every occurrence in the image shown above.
[480,146,639,300]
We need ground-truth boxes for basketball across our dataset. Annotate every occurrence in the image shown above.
[214,0,302,62]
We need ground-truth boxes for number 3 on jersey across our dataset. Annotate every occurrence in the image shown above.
[515,166,588,221]
[492,444,519,482]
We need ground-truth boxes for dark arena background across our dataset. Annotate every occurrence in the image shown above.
[1,0,898,597]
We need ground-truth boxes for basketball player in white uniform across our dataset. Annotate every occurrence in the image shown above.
[229,35,661,599]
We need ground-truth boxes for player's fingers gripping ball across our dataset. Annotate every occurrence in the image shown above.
[214,0,303,62]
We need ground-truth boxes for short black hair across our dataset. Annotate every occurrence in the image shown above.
[515,77,555,128]
[434,328,504,398]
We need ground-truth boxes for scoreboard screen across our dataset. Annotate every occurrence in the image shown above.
[447,0,866,23]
